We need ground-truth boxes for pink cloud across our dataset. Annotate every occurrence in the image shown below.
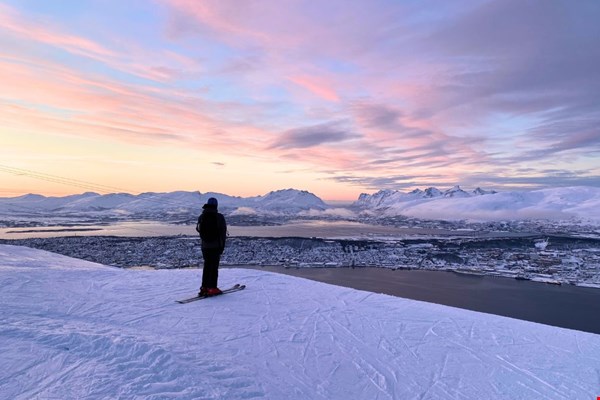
[287,75,340,102]
[0,53,271,156]
[1,1,491,195]
[6,1,590,195]
[0,7,234,145]
[0,4,114,59]
[0,3,202,83]
[162,0,415,60]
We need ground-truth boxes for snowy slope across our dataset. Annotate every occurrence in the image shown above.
[1,245,599,399]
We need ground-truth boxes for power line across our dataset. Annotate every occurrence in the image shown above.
[0,164,127,194]
[0,163,205,209]
[0,164,204,237]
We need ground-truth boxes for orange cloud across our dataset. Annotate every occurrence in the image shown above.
[0,53,265,156]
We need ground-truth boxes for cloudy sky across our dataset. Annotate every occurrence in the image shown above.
[1,0,599,200]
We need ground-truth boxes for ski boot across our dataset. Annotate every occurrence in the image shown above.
[206,287,223,296]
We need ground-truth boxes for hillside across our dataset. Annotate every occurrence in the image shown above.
[1,245,599,399]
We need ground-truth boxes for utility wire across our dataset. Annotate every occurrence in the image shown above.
[0,164,126,194]
[0,164,205,237]
[0,163,205,209]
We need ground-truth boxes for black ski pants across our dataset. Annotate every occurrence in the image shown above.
[201,248,221,288]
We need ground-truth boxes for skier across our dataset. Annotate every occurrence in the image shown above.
[196,197,227,296]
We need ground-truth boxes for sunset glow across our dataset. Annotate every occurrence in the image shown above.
[1,0,599,200]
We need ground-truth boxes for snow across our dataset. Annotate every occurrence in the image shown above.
[356,186,600,223]
[1,245,599,399]
[3,186,600,223]
[253,188,328,211]
[0,188,327,216]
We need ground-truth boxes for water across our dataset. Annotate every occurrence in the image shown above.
[0,220,533,240]
[238,266,600,334]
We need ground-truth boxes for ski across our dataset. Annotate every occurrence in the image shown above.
[176,284,245,304]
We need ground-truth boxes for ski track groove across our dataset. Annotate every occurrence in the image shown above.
[420,319,575,399]
[494,355,568,398]
[318,306,397,399]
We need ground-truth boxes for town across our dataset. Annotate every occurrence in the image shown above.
[4,233,599,288]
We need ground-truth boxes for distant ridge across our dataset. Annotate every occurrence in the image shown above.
[0,188,328,216]
[353,186,600,222]
[2,186,599,223]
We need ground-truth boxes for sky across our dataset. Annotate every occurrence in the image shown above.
[1,0,599,201]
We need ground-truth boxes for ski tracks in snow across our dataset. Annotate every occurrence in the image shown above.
[1,314,264,399]
[2,248,600,400]
[238,270,600,399]
[243,273,423,399]
[0,265,266,400]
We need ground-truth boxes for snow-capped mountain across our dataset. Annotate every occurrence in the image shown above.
[0,189,329,217]
[354,185,477,208]
[9,192,102,211]
[443,185,470,198]
[3,186,600,223]
[63,192,137,211]
[249,189,327,212]
[423,187,443,198]
[356,185,479,206]
[356,189,405,208]
[473,187,497,196]
[354,186,600,222]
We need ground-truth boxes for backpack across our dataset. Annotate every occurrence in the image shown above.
[200,212,220,242]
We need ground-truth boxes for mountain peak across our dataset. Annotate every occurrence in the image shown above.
[0,188,329,216]
[473,187,497,196]
[423,187,442,198]
[259,188,327,210]
[443,186,470,198]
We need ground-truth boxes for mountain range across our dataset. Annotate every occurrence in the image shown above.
[354,185,600,222]
[1,186,599,222]
[0,188,327,216]
[354,185,495,208]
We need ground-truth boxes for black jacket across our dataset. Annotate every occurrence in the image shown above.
[196,208,227,251]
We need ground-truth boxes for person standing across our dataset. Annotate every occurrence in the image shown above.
[196,197,227,296]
